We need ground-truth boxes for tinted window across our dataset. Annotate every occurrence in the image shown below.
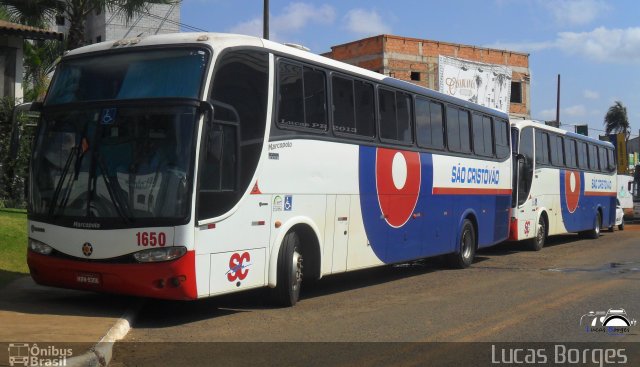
[550,134,564,166]
[304,67,327,130]
[588,144,598,170]
[379,88,396,140]
[354,80,375,137]
[446,106,471,153]
[277,62,304,128]
[564,139,577,168]
[518,127,534,206]
[277,61,327,131]
[201,51,269,219]
[535,130,550,165]
[396,92,412,143]
[415,98,444,149]
[472,114,493,157]
[379,89,412,143]
[332,76,355,134]
[598,146,607,172]
[577,141,588,169]
[495,119,510,159]
[607,149,616,172]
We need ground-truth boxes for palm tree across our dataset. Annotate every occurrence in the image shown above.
[604,101,630,141]
[1,0,177,50]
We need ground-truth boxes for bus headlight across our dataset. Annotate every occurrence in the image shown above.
[29,238,53,255]
[133,246,187,263]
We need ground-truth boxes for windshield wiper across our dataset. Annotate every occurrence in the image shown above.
[48,146,78,216]
[95,152,134,223]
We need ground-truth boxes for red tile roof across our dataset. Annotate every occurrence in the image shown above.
[0,20,63,40]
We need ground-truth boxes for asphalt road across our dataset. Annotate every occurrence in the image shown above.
[112,225,640,366]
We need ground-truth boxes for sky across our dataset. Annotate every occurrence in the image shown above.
[181,0,640,139]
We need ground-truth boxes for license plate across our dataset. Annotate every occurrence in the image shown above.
[76,272,101,286]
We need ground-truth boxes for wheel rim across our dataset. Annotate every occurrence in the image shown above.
[461,228,473,260]
[595,215,600,235]
[536,221,545,246]
[291,249,303,291]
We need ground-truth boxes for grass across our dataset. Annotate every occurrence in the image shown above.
[0,208,29,287]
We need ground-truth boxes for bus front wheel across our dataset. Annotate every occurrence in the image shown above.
[272,232,303,307]
[447,219,476,269]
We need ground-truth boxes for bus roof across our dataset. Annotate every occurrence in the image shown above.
[64,32,508,120]
[511,119,614,148]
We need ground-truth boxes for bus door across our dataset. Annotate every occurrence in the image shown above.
[513,126,535,239]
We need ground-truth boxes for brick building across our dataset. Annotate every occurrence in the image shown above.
[324,34,531,119]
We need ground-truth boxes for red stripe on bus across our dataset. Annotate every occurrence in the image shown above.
[432,187,512,195]
[584,191,616,197]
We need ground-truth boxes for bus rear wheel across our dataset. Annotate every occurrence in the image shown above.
[272,232,303,307]
[584,212,601,239]
[528,216,546,251]
[447,219,476,269]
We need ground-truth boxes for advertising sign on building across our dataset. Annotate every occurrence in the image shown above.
[438,55,512,113]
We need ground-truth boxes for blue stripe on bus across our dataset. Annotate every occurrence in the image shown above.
[358,146,510,264]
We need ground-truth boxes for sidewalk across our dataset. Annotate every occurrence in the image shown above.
[0,276,136,365]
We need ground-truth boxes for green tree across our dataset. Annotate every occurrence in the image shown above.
[604,101,630,141]
[0,0,177,50]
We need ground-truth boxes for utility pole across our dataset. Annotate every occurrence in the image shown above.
[555,74,560,126]
[263,0,269,40]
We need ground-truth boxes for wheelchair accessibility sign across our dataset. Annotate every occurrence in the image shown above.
[284,195,293,211]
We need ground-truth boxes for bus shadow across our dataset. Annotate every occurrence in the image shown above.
[133,258,450,328]
[478,233,586,257]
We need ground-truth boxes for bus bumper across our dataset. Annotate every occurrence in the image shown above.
[27,250,197,300]
[508,217,519,241]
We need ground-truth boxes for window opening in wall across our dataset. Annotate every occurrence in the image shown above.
[510,81,522,103]
[410,71,421,81]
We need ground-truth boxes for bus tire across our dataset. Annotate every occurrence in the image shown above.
[272,232,303,307]
[585,212,601,239]
[447,219,476,269]
[528,216,546,251]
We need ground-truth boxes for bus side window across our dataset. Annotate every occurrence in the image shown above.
[597,146,607,172]
[577,141,588,170]
[379,89,412,144]
[354,80,375,137]
[472,114,493,157]
[199,50,269,220]
[535,130,550,165]
[564,139,577,168]
[588,144,598,171]
[277,62,304,128]
[607,148,616,172]
[416,98,444,149]
[446,106,471,153]
[550,134,563,166]
[494,119,510,159]
[332,75,356,134]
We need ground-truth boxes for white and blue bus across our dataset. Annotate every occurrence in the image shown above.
[27,33,512,306]
[509,120,616,250]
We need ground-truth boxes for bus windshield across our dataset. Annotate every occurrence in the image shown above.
[30,104,198,226]
[46,48,208,104]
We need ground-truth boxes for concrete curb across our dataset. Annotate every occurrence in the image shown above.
[66,299,144,367]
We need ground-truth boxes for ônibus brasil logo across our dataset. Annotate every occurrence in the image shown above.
[580,308,637,335]
[7,343,73,366]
